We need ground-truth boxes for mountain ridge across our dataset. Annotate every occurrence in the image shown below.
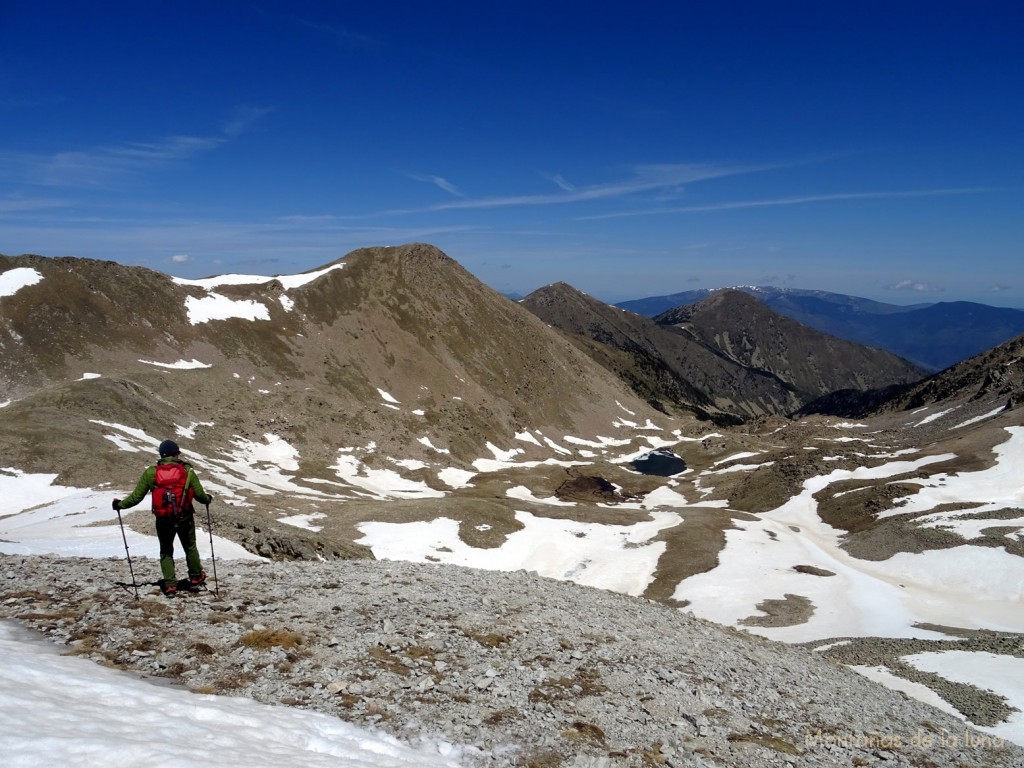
[1,244,671,483]
[521,283,924,422]
[615,285,1024,371]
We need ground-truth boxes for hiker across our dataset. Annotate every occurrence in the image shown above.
[112,439,213,596]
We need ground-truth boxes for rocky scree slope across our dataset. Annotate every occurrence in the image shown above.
[3,555,1020,768]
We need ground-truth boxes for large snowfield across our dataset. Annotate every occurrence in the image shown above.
[2,421,1023,755]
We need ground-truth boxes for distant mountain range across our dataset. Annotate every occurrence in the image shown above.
[521,284,924,423]
[616,286,1024,371]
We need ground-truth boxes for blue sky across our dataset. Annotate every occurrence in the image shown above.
[1,1,1022,306]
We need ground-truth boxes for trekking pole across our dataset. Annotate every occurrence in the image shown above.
[114,503,140,600]
[204,502,219,596]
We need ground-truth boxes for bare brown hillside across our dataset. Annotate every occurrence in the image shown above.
[521,282,925,422]
[0,245,671,486]
[658,289,926,400]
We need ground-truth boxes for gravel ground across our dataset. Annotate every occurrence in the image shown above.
[2,554,1022,768]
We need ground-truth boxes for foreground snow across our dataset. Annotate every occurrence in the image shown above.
[0,623,464,768]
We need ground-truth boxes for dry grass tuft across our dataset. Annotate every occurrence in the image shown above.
[727,732,800,755]
[528,665,607,703]
[366,646,412,677]
[465,630,511,648]
[239,628,303,650]
[562,721,606,746]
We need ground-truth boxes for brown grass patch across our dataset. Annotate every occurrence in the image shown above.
[528,665,607,703]
[562,721,606,746]
[403,644,438,661]
[727,732,800,755]
[0,590,53,602]
[239,628,303,650]
[15,612,68,622]
[465,630,511,648]
[367,646,412,676]
[483,708,519,725]
[136,600,170,617]
[517,749,562,768]
[215,671,256,690]
[639,742,668,766]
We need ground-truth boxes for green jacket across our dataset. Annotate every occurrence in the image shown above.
[117,457,212,513]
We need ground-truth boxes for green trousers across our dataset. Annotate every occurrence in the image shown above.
[155,513,203,584]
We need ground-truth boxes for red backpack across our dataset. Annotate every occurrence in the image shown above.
[152,462,194,518]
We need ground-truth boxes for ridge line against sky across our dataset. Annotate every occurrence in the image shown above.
[0,2,1021,306]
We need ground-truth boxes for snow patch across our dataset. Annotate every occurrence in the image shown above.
[0,267,43,297]
[356,510,681,597]
[172,263,344,291]
[438,468,476,489]
[333,455,445,500]
[277,512,327,532]
[913,407,958,427]
[904,651,1024,746]
[139,358,213,369]
[506,486,575,506]
[184,293,270,324]
[952,406,1007,429]
[0,622,462,768]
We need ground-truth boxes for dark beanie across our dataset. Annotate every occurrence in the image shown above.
[158,439,180,457]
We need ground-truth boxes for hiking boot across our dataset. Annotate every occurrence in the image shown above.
[162,582,177,598]
[189,571,206,588]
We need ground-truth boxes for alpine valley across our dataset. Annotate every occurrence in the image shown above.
[1,243,1022,768]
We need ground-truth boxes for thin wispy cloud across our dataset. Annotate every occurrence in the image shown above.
[222,105,277,138]
[36,135,222,188]
[406,172,464,197]
[543,172,576,191]
[279,14,383,50]
[422,162,781,212]
[0,195,70,213]
[884,279,945,293]
[580,187,999,220]
[5,109,272,189]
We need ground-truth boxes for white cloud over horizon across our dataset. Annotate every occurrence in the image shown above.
[884,280,946,294]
